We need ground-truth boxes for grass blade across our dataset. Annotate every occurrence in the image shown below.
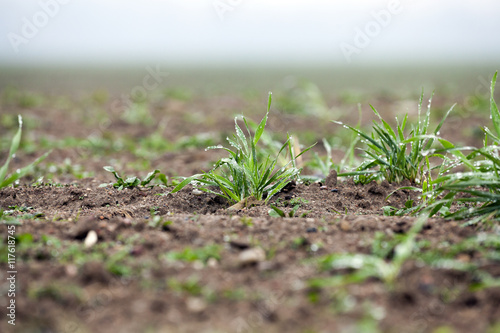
[0,150,51,188]
[490,72,500,137]
[141,169,160,185]
[171,174,204,193]
[0,115,23,182]
[253,92,271,145]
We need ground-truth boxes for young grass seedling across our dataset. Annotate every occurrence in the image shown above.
[163,244,221,265]
[269,204,303,218]
[307,106,362,181]
[334,92,457,184]
[100,166,160,190]
[311,215,427,288]
[269,197,310,217]
[172,92,314,205]
[408,72,500,224]
[0,115,51,188]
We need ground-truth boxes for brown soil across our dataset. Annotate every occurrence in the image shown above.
[1,91,499,333]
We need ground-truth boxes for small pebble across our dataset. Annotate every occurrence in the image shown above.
[238,247,266,266]
[192,189,203,195]
[292,279,305,291]
[186,297,207,313]
[207,257,218,268]
[192,260,204,270]
[84,230,98,248]
[65,264,78,277]
[320,186,328,190]
[339,221,351,231]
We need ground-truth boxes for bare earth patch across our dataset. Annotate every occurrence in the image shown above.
[1,91,499,332]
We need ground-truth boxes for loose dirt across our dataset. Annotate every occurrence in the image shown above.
[1,91,499,333]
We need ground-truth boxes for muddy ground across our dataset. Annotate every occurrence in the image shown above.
[1,85,500,333]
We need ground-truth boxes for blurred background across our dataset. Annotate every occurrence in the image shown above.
[1,0,499,95]
[1,0,500,182]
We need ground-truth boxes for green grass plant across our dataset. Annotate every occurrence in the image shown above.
[275,79,329,117]
[378,72,500,225]
[334,92,457,184]
[100,166,162,190]
[397,72,500,224]
[172,93,314,205]
[268,204,309,218]
[163,244,221,265]
[0,115,51,188]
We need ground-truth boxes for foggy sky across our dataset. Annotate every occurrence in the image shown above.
[1,0,499,66]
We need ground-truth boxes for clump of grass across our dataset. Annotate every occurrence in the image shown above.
[0,115,51,188]
[417,73,500,223]
[386,72,500,225]
[334,92,457,184]
[100,166,162,190]
[172,93,313,205]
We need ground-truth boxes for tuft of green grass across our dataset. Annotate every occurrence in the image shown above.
[275,78,330,117]
[121,102,153,125]
[401,72,500,224]
[163,244,221,265]
[380,72,500,225]
[100,166,162,190]
[334,92,456,184]
[269,204,308,218]
[172,92,314,205]
[168,276,204,296]
[0,115,51,188]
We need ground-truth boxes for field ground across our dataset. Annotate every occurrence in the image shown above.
[1,65,500,332]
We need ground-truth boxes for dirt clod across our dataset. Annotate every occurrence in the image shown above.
[325,170,338,187]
